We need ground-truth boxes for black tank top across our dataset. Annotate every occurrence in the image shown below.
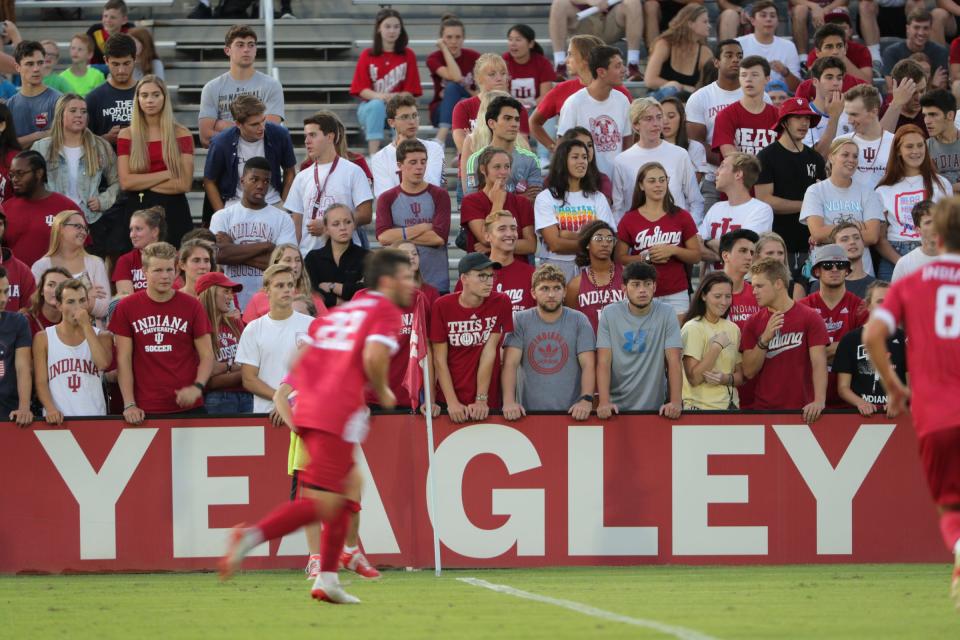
[661,44,703,87]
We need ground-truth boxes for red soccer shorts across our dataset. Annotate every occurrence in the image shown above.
[298,429,355,495]
[918,426,960,506]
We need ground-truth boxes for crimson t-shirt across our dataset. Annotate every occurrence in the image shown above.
[455,259,535,313]
[806,41,872,69]
[362,288,429,409]
[729,281,760,329]
[3,193,81,267]
[459,191,535,252]
[112,249,147,291]
[108,290,212,413]
[799,290,867,407]
[452,95,531,135]
[213,318,245,394]
[616,209,697,296]
[535,78,632,120]
[740,302,830,410]
[350,48,423,98]
[711,102,779,155]
[429,291,513,407]
[504,52,555,107]
[950,37,960,64]
[0,249,35,312]
[426,48,481,111]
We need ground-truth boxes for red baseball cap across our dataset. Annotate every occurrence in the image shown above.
[195,271,243,295]
[824,7,852,25]
[775,97,822,131]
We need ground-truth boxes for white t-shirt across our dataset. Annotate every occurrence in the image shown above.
[835,131,895,190]
[737,34,801,84]
[799,178,885,275]
[63,145,82,204]
[283,158,373,253]
[876,174,952,242]
[698,198,774,244]
[534,188,616,263]
[235,311,314,413]
[892,246,939,281]
[685,82,744,181]
[610,141,704,223]
[233,137,279,205]
[370,138,445,198]
[557,88,631,176]
[209,202,299,310]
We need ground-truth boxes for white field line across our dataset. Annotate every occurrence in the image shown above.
[457,577,720,640]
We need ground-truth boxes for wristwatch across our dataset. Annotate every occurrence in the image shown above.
[475,393,488,402]
[193,382,205,391]
[580,394,593,403]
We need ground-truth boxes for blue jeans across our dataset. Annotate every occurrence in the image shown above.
[357,99,387,142]
[433,82,471,128]
[878,240,920,281]
[651,85,683,101]
[204,390,254,414]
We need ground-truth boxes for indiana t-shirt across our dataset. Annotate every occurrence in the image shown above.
[112,249,146,291]
[455,258,536,313]
[616,209,698,296]
[504,53,555,109]
[350,48,422,98]
[685,82,745,181]
[699,199,774,268]
[375,184,452,293]
[798,289,868,406]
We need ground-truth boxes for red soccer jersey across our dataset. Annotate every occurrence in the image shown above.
[3,193,81,267]
[795,74,865,102]
[616,209,697,296]
[741,301,830,410]
[799,290,867,407]
[504,52,556,106]
[108,290,212,413]
[535,78,632,121]
[729,281,760,329]
[455,259,535,313]
[875,256,960,435]
[0,248,35,313]
[350,48,423,98]
[293,291,402,441]
[711,102,780,155]
[429,291,513,407]
[112,249,147,291]
[426,48,481,111]
[459,191,535,252]
[452,95,531,135]
[362,288,428,409]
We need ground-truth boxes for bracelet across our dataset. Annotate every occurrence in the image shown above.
[123,402,137,410]
[402,226,407,240]
[757,338,770,350]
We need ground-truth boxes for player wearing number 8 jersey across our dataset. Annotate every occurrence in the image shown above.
[221,249,414,605]
[864,196,960,610]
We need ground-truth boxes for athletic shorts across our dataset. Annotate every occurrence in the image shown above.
[572,8,625,45]
[918,426,960,506]
[299,428,355,495]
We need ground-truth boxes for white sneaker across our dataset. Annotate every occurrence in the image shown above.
[311,583,361,604]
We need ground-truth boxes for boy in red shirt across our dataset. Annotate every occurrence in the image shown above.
[456,211,536,313]
[713,56,780,157]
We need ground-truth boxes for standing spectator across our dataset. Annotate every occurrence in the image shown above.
[611,97,703,222]
[803,56,849,153]
[464,95,542,200]
[109,241,214,423]
[33,278,112,422]
[176,239,214,299]
[58,34,105,98]
[534,139,616,281]
[660,97,707,183]
[875,124,952,279]
[351,9,421,157]
[4,151,80,267]
[882,10,948,80]
[117,76,195,249]
[459,146,537,254]
[681,271,744,410]
[129,27,164,81]
[0,104,21,205]
[839,84,895,188]
[557,46,632,176]
[198,25,284,148]
[756,98,828,276]
[203,94,297,215]
[236,264,313,415]
[430,253,513,422]
[210,157,298,310]
[455,210,536,312]
[502,264,595,420]
[85,34,137,148]
[22,267,70,336]
[712,56,779,157]
[891,198,941,279]
[804,17,874,83]
[304,205,369,309]
[737,1,802,90]
[503,25,554,112]
[453,57,532,153]
[196,272,250,413]
[0,265,34,426]
[8,41,62,148]
[756,231,809,299]
[596,261,683,418]
[720,228,761,328]
[113,206,163,295]
[371,93,445,198]
[810,221,878,297]
[795,25,868,104]
[565,220,625,335]
[881,59,931,135]
[548,0,645,78]
[643,5,713,101]
[922,89,960,191]
[615,162,701,316]
[86,0,133,67]
[394,240,440,306]
[0,210,35,313]
[426,15,480,147]
[686,39,745,211]
[376,139,451,294]
[243,244,327,323]
[699,153,774,264]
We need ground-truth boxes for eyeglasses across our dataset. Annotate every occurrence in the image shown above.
[394,113,420,122]
[64,222,89,233]
[8,170,35,179]
[818,261,849,271]
[592,234,616,244]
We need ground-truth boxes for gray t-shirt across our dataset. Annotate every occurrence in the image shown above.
[378,184,451,293]
[927,136,960,187]
[7,88,61,136]
[504,307,595,411]
[198,71,285,123]
[596,299,682,411]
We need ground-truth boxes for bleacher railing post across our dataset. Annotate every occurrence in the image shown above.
[261,0,278,81]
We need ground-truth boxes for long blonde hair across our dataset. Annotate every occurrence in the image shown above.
[199,285,242,350]
[467,89,531,153]
[45,210,89,258]
[268,243,313,294]
[45,94,111,177]
[127,75,186,182]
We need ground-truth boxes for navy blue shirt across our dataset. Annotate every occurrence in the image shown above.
[203,122,296,202]
[0,312,31,415]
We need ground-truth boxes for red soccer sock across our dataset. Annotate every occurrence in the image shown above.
[939,510,960,552]
[320,506,350,572]
[256,497,318,542]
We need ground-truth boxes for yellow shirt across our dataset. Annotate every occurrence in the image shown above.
[681,316,742,410]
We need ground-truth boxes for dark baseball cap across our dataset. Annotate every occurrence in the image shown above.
[458,253,502,275]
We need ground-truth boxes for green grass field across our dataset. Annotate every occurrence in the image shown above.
[2,565,958,639]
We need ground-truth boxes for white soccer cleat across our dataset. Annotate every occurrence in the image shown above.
[311,584,361,604]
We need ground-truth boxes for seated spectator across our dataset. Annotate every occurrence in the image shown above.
[835,281,907,415]
[40,40,71,95]
[736,1,801,90]
[803,56,848,153]
[85,34,137,148]
[203,94,297,216]
[796,24,868,103]
[0,265,34,426]
[712,56,779,157]
[548,0,644,78]
[596,261,683,418]
[502,264,595,420]
[109,241,214,424]
[33,94,119,252]
[765,79,791,108]
[453,56,532,153]
[426,15,480,146]
[810,222,877,297]
[210,157,298,310]
[789,1,843,61]
[113,206,164,295]
[558,128,614,203]
[393,239,440,306]
[612,97,703,222]
[643,5,713,101]
[196,271,250,413]
[463,95,542,200]
[456,210,536,313]
[535,138,616,281]
[31,210,110,320]
[615,161,701,317]
[881,10,948,82]
[557,46,632,176]
[503,24,554,112]
[176,239,214,299]
[8,41,62,148]
[804,10,873,82]
[243,243,327,322]
[430,252,513,423]
[699,153,774,264]
[22,267,70,336]
[87,0,134,67]
[351,9,421,157]
[838,85,895,188]
[33,278,112,422]
[198,25,284,148]
[237,264,313,417]
[304,205,368,309]
[376,140,451,294]
[922,88,960,191]
[129,27,164,81]
[371,93,445,198]
[565,220,624,334]
[58,34,105,97]
[459,146,537,254]
[117,76,195,249]
[720,228,760,328]
[681,271,743,410]
[660,97,707,183]
[882,59,931,135]
[892,199,940,280]
[756,231,809,299]
[0,105,21,204]
[875,124,951,279]
[740,257,829,422]
[4,151,80,267]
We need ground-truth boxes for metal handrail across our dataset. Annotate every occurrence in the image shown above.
[260,0,279,82]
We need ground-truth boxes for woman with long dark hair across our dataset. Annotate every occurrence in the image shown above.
[558,127,612,203]
[176,239,214,299]
[565,219,624,335]
[503,24,554,112]
[459,146,537,253]
[0,103,21,203]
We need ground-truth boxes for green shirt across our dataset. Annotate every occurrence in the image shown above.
[43,74,71,94]
[58,67,106,97]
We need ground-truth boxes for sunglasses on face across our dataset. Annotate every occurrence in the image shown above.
[818,261,849,271]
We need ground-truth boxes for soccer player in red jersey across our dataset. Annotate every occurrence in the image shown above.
[864,196,960,608]
[221,249,414,605]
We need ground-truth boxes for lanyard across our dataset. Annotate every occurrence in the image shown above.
[311,156,339,220]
